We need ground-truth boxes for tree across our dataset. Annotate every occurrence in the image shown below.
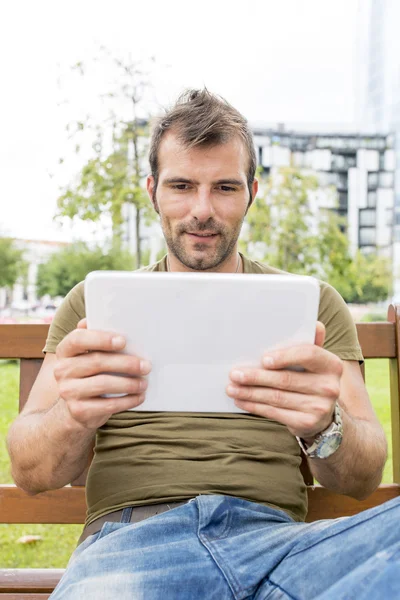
[311,209,355,299]
[241,167,332,275]
[36,242,135,298]
[0,237,27,289]
[56,52,157,267]
[240,167,392,303]
[343,252,392,304]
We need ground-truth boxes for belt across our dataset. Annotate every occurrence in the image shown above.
[77,500,191,547]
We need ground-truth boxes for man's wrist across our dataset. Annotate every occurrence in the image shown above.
[296,403,343,459]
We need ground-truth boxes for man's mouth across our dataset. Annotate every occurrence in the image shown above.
[186,232,218,237]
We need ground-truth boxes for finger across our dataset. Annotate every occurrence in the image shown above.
[60,374,148,400]
[232,398,329,439]
[226,382,331,414]
[229,367,340,399]
[66,393,146,424]
[57,328,126,359]
[56,352,152,380]
[77,318,87,329]
[262,344,343,376]
[314,321,326,348]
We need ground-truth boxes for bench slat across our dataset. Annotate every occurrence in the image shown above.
[1,484,399,524]
[355,322,396,358]
[0,569,64,593]
[0,323,396,360]
[0,594,51,599]
[0,486,86,524]
[0,326,49,359]
[305,484,400,521]
[388,305,400,483]
[19,360,43,411]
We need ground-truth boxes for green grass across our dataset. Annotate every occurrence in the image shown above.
[0,360,395,567]
[0,363,82,568]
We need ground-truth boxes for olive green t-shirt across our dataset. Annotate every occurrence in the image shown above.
[44,255,363,524]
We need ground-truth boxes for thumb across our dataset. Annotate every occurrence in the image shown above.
[77,318,87,329]
[314,321,326,348]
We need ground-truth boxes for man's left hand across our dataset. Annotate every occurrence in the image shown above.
[226,322,343,440]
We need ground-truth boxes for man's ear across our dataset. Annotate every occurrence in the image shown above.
[246,178,258,214]
[147,175,159,214]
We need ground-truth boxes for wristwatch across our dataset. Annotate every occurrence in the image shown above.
[296,403,343,459]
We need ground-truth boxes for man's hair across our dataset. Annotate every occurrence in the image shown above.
[149,89,257,199]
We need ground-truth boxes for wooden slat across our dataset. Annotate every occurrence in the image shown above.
[0,326,49,359]
[1,483,399,524]
[1,323,395,360]
[389,357,400,484]
[19,360,43,412]
[0,486,86,524]
[306,484,400,521]
[356,321,396,358]
[388,305,400,483]
[0,569,63,593]
[0,594,50,599]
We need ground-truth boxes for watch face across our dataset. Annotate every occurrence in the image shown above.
[317,432,343,459]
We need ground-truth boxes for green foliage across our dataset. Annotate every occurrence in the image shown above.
[57,126,154,251]
[344,252,392,304]
[0,238,27,289]
[361,312,387,322]
[36,241,135,298]
[57,54,157,267]
[241,167,392,304]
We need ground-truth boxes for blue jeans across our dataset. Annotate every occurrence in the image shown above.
[51,494,400,599]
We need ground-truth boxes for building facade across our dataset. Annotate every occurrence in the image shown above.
[356,0,400,297]
[252,128,395,258]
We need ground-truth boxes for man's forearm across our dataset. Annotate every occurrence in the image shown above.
[308,408,387,499]
[7,399,95,494]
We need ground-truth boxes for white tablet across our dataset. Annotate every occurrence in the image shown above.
[85,271,320,413]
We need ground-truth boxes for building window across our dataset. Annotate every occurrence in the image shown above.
[337,174,348,190]
[387,210,394,227]
[333,155,357,170]
[359,228,376,246]
[359,209,376,227]
[368,192,377,207]
[379,172,394,187]
[338,193,348,209]
[368,173,379,187]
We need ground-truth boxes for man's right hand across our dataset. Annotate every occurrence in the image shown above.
[54,318,151,431]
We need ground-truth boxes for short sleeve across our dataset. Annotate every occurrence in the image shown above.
[318,282,364,362]
[43,282,86,353]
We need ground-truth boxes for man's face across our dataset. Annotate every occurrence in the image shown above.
[147,132,258,271]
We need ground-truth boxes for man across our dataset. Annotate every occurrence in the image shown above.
[7,89,399,599]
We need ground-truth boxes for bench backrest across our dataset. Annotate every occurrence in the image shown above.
[1,306,400,524]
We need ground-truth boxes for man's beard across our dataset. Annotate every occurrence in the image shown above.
[154,197,245,271]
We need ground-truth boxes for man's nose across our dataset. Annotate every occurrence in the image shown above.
[191,189,215,222]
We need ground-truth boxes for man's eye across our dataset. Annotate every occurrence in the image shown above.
[219,186,236,192]
[172,184,189,190]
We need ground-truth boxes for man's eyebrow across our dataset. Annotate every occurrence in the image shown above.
[214,179,245,187]
[162,177,245,186]
[163,177,197,185]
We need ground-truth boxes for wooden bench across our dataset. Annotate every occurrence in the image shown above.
[1,307,400,598]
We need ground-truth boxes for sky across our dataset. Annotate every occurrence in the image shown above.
[0,0,360,243]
